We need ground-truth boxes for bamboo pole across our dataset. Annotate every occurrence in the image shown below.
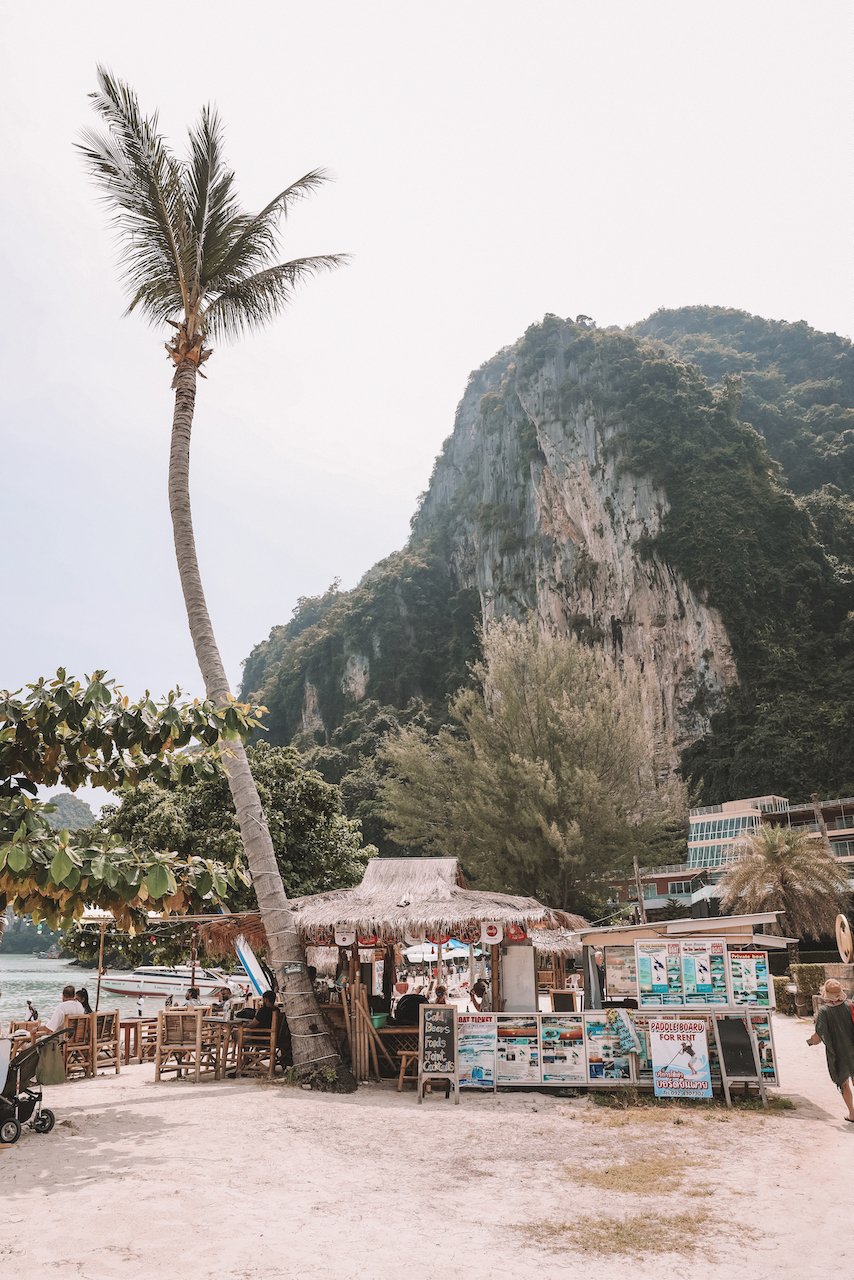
[491,944,501,1012]
[95,921,106,1013]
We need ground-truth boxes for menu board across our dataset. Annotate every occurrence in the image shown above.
[583,1011,636,1085]
[419,1005,457,1076]
[496,1016,541,1084]
[603,945,637,999]
[728,951,772,1008]
[458,1014,497,1089]
[540,1015,586,1084]
[648,1018,713,1099]
[680,939,730,1007]
[636,941,683,1007]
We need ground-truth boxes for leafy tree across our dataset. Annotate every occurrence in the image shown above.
[101,742,372,905]
[80,69,350,1084]
[0,671,257,930]
[44,792,96,832]
[378,619,685,913]
[718,825,850,941]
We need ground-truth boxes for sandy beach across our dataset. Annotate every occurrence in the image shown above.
[3,1013,851,1280]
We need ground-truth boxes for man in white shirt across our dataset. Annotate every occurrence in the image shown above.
[29,984,85,1039]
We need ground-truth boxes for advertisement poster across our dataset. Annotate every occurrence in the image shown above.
[458,1014,497,1089]
[649,1018,713,1099]
[603,945,637,1000]
[729,951,771,1008]
[681,939,729,1006]
[583,1011,636,1084]
[496,1016,541,1084]
[540,1015,586,1084]
[636,941,683,1006]
[748,1012,778,1084]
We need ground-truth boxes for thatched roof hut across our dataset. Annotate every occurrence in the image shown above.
[528,927,584,959]
[200,857,583,956]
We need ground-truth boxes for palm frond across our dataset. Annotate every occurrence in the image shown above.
[78,66,192,321]
[202,169,332,291]
[202,254,347,341]
[719,825,849,940]
[185,105,242,300]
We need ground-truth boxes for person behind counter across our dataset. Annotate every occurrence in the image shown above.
[469,979,491,1012]
[432,986,448,1005]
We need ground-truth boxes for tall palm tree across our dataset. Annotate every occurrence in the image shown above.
[719,824,850,942]
[80,68,352,1086]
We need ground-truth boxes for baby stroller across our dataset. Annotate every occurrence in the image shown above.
[0,1029,61,1144]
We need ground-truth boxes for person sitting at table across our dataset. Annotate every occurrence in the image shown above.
[184,987,202,1006]
[28,984,85,1039]
[243,990,276,1032]
[76,988,93,1015]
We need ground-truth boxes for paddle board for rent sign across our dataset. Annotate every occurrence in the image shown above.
[648,1018,712,1099]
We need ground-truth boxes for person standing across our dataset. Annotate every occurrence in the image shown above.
[807,978,854,1123]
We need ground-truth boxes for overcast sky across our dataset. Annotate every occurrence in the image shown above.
[2,0,852,713]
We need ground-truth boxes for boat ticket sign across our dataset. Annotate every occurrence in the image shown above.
[649,1018,712,1099]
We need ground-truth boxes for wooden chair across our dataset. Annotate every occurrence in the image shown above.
[154,1009,220,1083]
[223,1012,279,1080]
[93,1011,120,1075]
[64,1013,95,1080]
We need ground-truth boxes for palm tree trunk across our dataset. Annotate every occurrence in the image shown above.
[168,361,354,1089]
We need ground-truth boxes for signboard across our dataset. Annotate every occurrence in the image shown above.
[583,1011,636,1085]
[636,941,683,1006]
[648,1018,713,1099]
[458,1014,497,1089]
[714,1014,758,1079]
[480,921,504,947]
[496,1016,541,1084]
[419,1005,457,1076]
[748,1012,778,1085]
[603,945,636,1000]
[540,1015,586,1084]
[680,939,730,1007]
[728,951,772,1008]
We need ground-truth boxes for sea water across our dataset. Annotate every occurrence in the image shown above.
[0,955,152,1024]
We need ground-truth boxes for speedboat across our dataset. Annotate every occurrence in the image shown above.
[99,965,249,1000]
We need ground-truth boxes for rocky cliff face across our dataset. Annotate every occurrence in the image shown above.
[412,325,736,773]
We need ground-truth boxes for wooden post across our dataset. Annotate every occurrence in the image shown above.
[190,930,198,990]
[491,944,501,1012]
[633,856,647,924]
[95,921,106,1012]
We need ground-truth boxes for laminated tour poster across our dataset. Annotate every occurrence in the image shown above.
[602,945,636,999]
[648,1018,713,1099]
[583,1011,636,1085]
[635,941,683,1006]
[748,1012,778,1084]
[729,951,772,1008]
[540,1014,586,1084]
[681,938,729,1006]
[496,1015,541,1084]
[458,1014,497,1089]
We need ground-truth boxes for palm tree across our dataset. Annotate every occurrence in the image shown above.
[80,68,352,1086]
[719,824,850,942]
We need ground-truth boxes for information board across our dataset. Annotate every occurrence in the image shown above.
[648,1018,713,1099]
[636,941,683,1007]
[680,939,730,1006]
[419,1005,457,1075]
[496,1016,541,1084]
[540,1014,586,1084]
[458,1014,497,1089]
[603,945,637,1000]
[748,1011,778,1085]
[728,951,772,1008]
[583,1011,637,1085]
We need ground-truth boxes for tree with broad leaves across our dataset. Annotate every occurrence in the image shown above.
[0,671,257,930]
[79,68,353,1086]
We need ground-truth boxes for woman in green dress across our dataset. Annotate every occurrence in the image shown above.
[807,978,854,1123]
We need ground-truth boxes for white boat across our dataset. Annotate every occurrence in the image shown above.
[99,965,249,1000]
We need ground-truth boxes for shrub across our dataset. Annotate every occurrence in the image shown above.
[791,964,826,997]
[773,976,795,1015]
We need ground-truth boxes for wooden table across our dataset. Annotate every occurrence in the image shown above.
[120,1017,158,1065]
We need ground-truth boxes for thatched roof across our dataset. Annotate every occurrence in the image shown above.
[529,927,584,958]
[199,857,581,955]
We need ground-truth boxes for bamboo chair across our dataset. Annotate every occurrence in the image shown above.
[154,1009,220,1083]
[64,1013,95,1080]
[224,1012,279,1081]
[93,1011,120,1075]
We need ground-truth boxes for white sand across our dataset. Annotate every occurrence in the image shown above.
[3,1014,851,1280]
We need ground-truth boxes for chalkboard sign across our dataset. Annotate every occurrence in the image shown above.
[417,1005,459,1104]
[715,1016,757,1078]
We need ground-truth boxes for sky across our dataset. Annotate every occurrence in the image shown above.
[2,0,853,721]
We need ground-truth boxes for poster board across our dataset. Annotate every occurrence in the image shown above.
[458,1014,497,1090]
[680,939,730,1006]
[747,1012,778,1085]
[418,1005,459,1103]
[496,1016,541,1084]
[648,1018,713,1099]
[635,941,683,1006]
[728,951,772,1008]
[583,1011,637,1085]
[603,945,637,1000]
[540,1014,587,1084]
